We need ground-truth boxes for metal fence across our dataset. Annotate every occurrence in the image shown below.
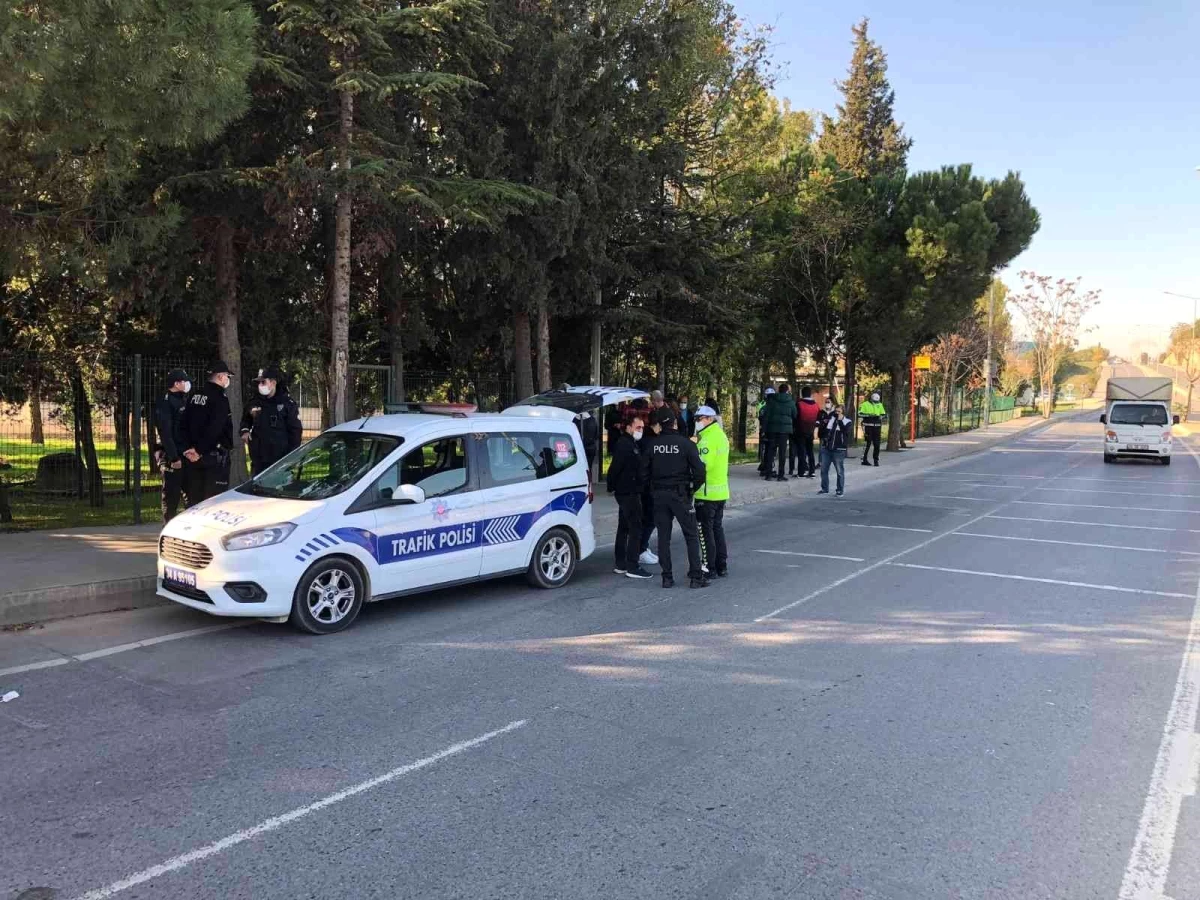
[912,387,1017,439]
[0,354,511,532]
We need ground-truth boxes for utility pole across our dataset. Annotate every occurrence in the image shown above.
[984,280,994,430]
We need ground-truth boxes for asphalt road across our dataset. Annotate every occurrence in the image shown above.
[3,412,1199,900]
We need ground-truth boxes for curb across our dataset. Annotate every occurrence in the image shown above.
[0,576,159,628]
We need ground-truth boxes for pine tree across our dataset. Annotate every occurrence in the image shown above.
[818,18,911,180]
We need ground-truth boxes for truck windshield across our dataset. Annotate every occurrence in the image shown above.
[237,432,400,500]
[1110,404,1168,426]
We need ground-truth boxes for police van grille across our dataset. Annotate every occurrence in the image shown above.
[160,536,213,569]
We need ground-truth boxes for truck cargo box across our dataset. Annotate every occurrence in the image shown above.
[1105,377,1173,403]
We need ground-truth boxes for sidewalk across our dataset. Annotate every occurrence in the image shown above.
[0,408,1085,626]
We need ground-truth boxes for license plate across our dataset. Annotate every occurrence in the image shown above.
[164,566,197,589]
[1128,444,1149,451]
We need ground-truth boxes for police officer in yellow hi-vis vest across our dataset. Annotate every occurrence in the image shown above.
[693,405,729,578]
[858,390,886,467]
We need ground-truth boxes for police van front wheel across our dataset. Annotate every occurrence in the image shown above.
[290,558,364,634]
[527,528,577,589]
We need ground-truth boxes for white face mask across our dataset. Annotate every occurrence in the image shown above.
[258,382,273,396]
[871,394,880,402]
[632,430,643,441]
[825,404,833,412]
[182,381,191,394]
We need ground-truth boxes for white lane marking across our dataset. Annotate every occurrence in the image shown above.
[1012,499,1200,515]
[70,720,528,900]
[0,657,73,677]
[758,510,1012,622]
[911,439,983,445]
[845,524,934,534]
[952,532,1200,557]
[889,563,1191,599]
[985,515,1200,534]
[930,495,997,502]
[941,472,1046,479]
[73,625,241,661]
[1119,439,1200,899]
[3,624,243,673]
[754,549,865,562]
[1038,486,1200,500]
[991,448,1095,454]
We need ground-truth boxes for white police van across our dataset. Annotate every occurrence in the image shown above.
[156,388,645,633]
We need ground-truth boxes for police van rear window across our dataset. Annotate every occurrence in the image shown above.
[483,432,578,486]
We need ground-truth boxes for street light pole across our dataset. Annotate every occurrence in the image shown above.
[984,280,994,430]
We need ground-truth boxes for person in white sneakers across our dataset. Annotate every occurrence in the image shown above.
[606,414,654,579]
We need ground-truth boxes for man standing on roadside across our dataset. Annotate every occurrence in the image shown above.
[693,405,729,578]
[181,361,235,503]
[241,366,303,476]
[793,386,820,478]
[859,390,886,467]
[154,369,191,521]
[647,408,707,589]
[757,387,774,474]
[763,383,796,481]
[607,414,654,579]
[819,402,854,497]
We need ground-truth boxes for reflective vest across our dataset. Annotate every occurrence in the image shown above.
[694,422,730,501]
[858,399,886,425]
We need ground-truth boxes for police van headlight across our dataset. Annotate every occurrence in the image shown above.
[222,523,297,552]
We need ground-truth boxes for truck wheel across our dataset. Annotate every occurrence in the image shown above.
[1162,456,1171,466]
[1103,453,1113,464]
[290,558,364,634]
[526,527,577,589]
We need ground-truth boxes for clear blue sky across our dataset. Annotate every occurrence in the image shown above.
[735,0,1200,359]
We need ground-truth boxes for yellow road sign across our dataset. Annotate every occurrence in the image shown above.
[913,355,932,370]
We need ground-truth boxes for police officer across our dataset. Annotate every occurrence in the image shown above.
[154,369,191,521]
[181,361,235,502]
[646,407,707,589]
[859,390,886,466]
[693,405,729,578]
[240,366,303,476]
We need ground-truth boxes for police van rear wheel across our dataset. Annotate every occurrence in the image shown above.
[290,558,364,634]
[527,528,576,589]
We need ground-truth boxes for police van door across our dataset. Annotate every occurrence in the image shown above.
[360,435,484,594]
[475,429,586,576]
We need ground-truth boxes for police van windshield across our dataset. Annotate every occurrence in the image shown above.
[239,432,400,500]
[1110,403,1168,426]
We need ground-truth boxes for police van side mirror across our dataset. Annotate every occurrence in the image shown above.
[1173,415,1181,426]
[1098,414,1106,424]
[392,484,425,505]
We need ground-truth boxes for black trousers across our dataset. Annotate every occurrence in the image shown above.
[653,488,704,580]
[796,431,815,474]
[639,490,655,554]
[862,424,882,464]
[614,493,644,570]
[161,466,188,522]
[183,455,230,504]
[766,432,789,476]
[695,499,727,574]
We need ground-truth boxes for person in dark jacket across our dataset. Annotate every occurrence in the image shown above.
[762,383,797,481]
[792,386,821,478]
[646,408,707,589]
[818,402,854,496]
[154,368,191,521]
[241,366,303,476]
[606,414,653,579]
[181,361,235,502]
[677,394,694,438]
[621,397,658,566]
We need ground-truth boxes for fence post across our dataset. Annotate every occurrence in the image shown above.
[132,354,142,525]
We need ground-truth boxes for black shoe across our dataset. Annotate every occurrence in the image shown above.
[874,461,880,467]
[625,567,654,580]
[836,491,844,496]
[805,472,815,478]
[817,489,829,494]
[776,475,787,482]
[861,459,871,466]
[715,568,729,578]
[662,576,675,589]
[689,577,710,589]
[614,566,627,575]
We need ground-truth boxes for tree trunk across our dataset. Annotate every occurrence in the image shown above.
[28,367,44,444]
[0,479,11,523]
[825,358,838,404]
[72,371,104,507]
[844,345,857,446]
[382,253,406,404]
[536,289,552,391]
[328,88,354,425]
[656,348,667,394]
[887,363,907,452]
[1187,382,1194,424]
[214,217,247,485]
[736,363,750,453]
[513,307,534,400]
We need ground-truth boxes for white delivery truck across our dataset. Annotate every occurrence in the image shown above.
[1100,377,1178,465]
